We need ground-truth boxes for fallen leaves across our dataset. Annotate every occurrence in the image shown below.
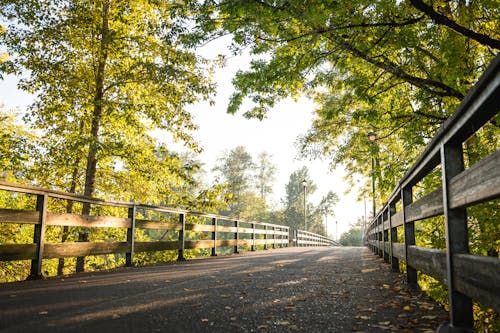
[418,302,435,311]
[357,306,375,313]
[421,315,437,320]
[354,315,370,320]
[191,303,203,308]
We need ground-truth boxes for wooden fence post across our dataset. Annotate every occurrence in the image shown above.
[211,217,217,256]
[377,214,384,258]
[264,225,268,250]
[402,186,417,287]
[383,209,389,263]
[178,213,186,261]
[126,204,136,266]
[389,202,399,272]
[29,194,48,279]
[251,223,256,251]
[439,143,473,330]
[234,220,239,254]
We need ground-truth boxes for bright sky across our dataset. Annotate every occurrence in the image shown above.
[0,37,366,240]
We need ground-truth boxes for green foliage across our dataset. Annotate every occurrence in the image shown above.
[0,108,32,180]
[192,0,498,203]
[281,166,337,235]
[339,219,363,246]
[0,0,215,201]
[255,151,277,202]
[212,146,278,220]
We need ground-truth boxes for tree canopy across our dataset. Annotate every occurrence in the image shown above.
[1,0,215,203]
[192,0,499,204]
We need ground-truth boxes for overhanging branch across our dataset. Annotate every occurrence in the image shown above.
[410,0,500,49]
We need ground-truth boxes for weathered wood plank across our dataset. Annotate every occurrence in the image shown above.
[0,209,39,224]
[213,226,238,233]
[450,149,500,209]
[392,242,405,261]
[405,189,443,223]
[234,227,254,234]
[454,254,500,313]
[184,223,214,232]
[0,244,37,260]
[215,240,238,247]
[252,229,269,235]
[135,220,182,230]
[46,213,131,228]
[400,150,500,223]
[236,239,254,247]
[135,241,180,252]
[407,246,447,283]
[184,240,213,249]
[383,221,389,231]
[391,211,403,228]
[43,242,130,258]
[253,239,268,246]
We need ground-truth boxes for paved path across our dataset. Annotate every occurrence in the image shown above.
[0,247,448,332]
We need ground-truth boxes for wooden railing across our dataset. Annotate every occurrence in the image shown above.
[365,53,500,331]
[295,229,340,247]
[0,181,337,281]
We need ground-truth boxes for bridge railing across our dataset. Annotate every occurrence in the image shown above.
[0,181,339,282]
[295,229,340,247]
[365,53,500,331]
[0,181,289,280]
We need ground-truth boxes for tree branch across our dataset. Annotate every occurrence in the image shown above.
[410,0,500,49]
[329,34,465,100]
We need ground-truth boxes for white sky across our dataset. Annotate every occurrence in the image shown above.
[0,37,366,240]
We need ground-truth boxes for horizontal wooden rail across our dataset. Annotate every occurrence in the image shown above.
[296,229,339,247]
[0,180,293,280]
[365,53,500,331]
[368,242,500,313]
[0,178,335,280]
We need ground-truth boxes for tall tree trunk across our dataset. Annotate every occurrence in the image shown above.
[76,0,110,273]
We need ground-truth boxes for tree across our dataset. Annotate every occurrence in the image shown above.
[254,151,277,202]
[316,191,339,237]
[191,0,499,198]
[1,0,214,271]
[339,219,363,247]
[0,107,31,181]
[213,146,255,217]
[194,0,498,117]
[282,166,316,230]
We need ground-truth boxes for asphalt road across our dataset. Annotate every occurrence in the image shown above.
[0,247,448,332]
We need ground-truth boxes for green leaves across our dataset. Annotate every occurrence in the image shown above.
[193,0,498,207]
[1,0,216,203]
